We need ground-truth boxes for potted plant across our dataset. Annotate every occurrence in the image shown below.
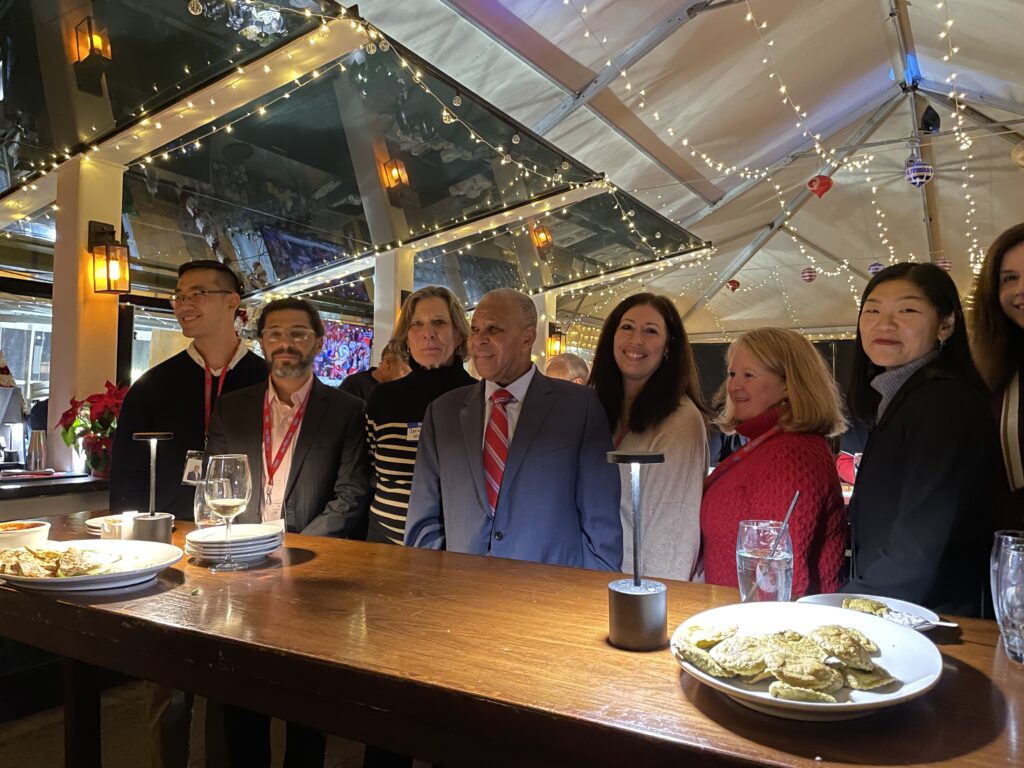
[57,381,129,478]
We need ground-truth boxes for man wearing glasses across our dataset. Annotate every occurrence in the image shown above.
[205,297,369,766]
[109,259,267,768]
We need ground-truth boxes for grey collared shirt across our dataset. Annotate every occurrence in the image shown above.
[870,350,938,420]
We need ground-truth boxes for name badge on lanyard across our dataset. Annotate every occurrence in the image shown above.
[407,422,422,442]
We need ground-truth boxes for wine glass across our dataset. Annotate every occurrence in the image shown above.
[203,454,252,572]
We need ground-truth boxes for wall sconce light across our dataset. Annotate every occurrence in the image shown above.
[74,16,112,96]
[382,158,409,189]
[530,224,553,251]
[546,322,565,358]
[89,221,130,294]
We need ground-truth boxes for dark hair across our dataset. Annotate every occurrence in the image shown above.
[256,298,325,338]
[849,262,985,423]
[588,293,707,433]
[178,259,242,295]
[970,223,1024,391]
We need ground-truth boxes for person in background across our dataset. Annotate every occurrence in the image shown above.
[405,288,622,571]
[969,222,1024,530]
[545,352,590,384]
[110,259,266,768]
[365,286,475,545]
[589,293,709,581]
[340,340,411,401]
[701,327,847,598]
[844,262,996,616]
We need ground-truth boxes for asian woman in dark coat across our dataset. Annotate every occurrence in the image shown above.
[843,262,998,617]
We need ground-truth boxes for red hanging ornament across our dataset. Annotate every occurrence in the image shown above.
[936,257,952,271]
[807,175,833,198]
[800,266,818,283]
[726,279,740,293]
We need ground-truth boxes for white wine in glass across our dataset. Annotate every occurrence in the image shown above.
[204,454,252,572]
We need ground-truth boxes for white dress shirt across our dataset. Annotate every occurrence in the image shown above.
[482,364,536,447]
[261,375,315,523]
[186,339,249,375]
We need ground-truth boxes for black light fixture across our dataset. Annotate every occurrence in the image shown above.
[89,221,130,294]
[73,16,112,96]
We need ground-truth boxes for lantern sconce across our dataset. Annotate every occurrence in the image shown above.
[530,224,553,251]
[546,322,565,358]
[89,221,130,294]
[73,16,112,96]
[382,158,410,205]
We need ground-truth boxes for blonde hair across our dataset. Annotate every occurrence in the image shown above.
[391,285,470,363]
[716,327,847,437]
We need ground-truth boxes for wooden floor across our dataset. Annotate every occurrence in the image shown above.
[0,681,367,767]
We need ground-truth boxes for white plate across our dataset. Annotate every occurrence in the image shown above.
[0,539,182,591]
[796,593,941,631]
[185,541,280,557]
[185,524,283,546]
[184,546,276,564]
[84,514,125,535]
[185,534,282,553]
[671,602,942,721]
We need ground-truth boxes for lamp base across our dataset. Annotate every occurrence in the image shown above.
[608,578,667,651]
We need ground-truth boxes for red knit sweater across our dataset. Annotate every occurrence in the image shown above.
[700,409,847,596]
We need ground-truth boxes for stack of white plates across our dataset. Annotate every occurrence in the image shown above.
[184,523,284,563]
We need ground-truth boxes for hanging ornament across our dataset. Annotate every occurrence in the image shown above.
[379,39,390,52]
[868,261,884,276]
[807,175,833,198]
[1012,139,1024,168]
[726,279,740,293]
[365,42,377,55]
[511,134,521,145]
[452,94,462,107]
[800,266,818,283]
[187,0,204,16]
[904,154,934,188]
[935,257,952,271]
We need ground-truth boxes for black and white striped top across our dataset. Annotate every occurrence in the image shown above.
[365,360,475,544]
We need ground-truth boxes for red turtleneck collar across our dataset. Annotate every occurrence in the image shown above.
[736,406,782,440]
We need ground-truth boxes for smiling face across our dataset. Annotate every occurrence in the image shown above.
[998,243,1024,331]
[406,296,460,369]
[259,308,322,379]
[859,278,954,368]
[173,268,239,339]
[613,303,668,392]
[469,294,536,386]
[727,342,788,423]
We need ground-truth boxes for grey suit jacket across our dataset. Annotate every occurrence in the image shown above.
[205,377,369,537]
[404,372,622,571]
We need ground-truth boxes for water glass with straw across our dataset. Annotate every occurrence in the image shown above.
[736,490,799,603]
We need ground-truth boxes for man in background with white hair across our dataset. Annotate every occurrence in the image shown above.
[545,352,590,385]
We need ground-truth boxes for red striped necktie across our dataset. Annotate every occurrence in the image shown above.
[483,389,514,516]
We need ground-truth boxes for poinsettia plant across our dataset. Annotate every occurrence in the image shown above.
[57,381,129,477]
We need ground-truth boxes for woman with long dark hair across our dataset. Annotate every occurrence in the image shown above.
[845,262,997,616]
[589,293,708,581]
[969,223,1024,529]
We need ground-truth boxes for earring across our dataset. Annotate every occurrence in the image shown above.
[938,337,947,352]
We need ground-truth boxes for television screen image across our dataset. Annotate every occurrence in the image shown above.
[313,320,374,386]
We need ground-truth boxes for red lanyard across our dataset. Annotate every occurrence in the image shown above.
[614,424,630,449]
[262,383,312,494]
[704,425,782,491]
[203,341,240,434]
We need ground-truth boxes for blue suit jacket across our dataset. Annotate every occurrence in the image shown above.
[404,372,622,571]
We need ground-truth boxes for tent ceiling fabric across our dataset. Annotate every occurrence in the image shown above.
[358,0,1024,336]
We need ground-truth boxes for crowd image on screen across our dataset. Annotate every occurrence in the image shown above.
[313,320,374,385]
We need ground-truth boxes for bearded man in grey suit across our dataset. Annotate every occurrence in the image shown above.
[405,288,622,571]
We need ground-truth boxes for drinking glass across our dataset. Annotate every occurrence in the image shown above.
[996,539,1024,663]
[193,481,219,528]
[736,520,794,603]
[203,454,252,572]
[992,530,1024,624]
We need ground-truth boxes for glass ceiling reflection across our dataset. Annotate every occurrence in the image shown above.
[0,0,321,195]
[414,191,705,307]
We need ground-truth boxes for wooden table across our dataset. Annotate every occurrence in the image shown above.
[0,512,1020,767]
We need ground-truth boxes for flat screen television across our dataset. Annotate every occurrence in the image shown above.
[313,320,373,386]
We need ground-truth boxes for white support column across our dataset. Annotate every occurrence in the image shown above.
[532,292,557,372]
[48,155,125,470]
[372,248,414,365]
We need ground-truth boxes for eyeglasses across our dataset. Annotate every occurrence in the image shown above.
[169,289,233,306]
[261,329,316,343]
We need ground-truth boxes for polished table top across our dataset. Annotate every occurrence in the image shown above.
[0,511,1020,767]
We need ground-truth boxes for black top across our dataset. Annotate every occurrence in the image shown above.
[339,368,379,401]
[364,359,475,544]
[109,349,268,519]
[842,365,999,616]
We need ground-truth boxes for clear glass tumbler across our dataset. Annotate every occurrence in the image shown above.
[736,520,794,603]
[996,540,1024,663]
[992,530,1024,624]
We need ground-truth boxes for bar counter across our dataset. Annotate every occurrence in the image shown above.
[0,476,108,522]
[0,512,1019,767]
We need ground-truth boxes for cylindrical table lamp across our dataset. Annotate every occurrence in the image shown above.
[132,432,174,543]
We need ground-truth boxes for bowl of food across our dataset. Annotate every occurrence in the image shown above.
[0,520,51,549]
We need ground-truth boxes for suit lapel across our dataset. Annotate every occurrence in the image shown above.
[499,373,553,498]
[459,381,488,511]
[284,378,326,501]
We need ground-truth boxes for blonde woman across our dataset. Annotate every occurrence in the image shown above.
[700,328,847,597]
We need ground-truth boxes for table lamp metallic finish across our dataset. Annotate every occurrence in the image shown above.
[607,450,667,651]
[132,432,174,543]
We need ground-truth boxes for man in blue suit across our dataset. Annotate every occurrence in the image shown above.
[405,288,622,571]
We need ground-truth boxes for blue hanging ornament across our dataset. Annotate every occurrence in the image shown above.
[904,154,934,188]
[868,261,884,276]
